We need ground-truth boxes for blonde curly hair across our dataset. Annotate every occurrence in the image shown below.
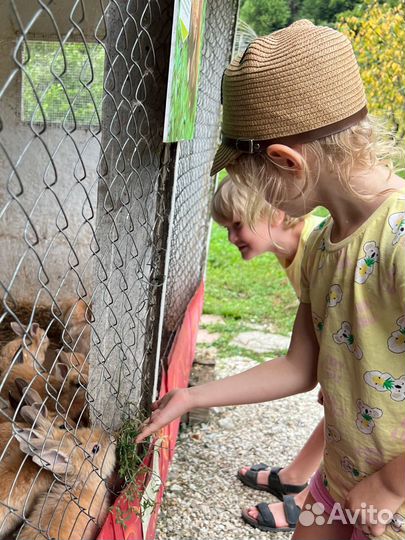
[226,115,403,228]
[211,176,303,229]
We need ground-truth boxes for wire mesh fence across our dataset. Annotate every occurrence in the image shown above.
[161,0,238,351]
[0,0,237,538]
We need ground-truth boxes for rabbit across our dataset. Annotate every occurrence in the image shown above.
[0,364,51,423]
[0,362,63,423]
[43,349,88,378]
[0,361,87,426]
[61,299,92,357]
[14,409,116,540]
[1,384,45,456]
[1,383,76,457]
[0,395,72,540]
[0,322,49,373]
[50,361,90,427]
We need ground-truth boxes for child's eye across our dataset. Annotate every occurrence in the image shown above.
[234,222,242,229]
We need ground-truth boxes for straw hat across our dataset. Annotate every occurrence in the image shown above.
[211,19,367,176]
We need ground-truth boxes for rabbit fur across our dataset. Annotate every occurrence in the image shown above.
[0,360,88,425]
[0,323,49,373]
[62,299,92,357]
[0,392,72,540]
[14,408,116,540]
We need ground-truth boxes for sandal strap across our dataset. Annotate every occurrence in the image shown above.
[245,463,269,484]
[250,462,269,472]
[269,467,307,494]
[256,502,276,528]
[283,495,302,527]
[268,466,284,491]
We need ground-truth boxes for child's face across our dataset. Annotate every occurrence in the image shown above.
[223,217,284,260]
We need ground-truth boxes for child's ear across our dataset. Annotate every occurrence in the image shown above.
[265,144,304,173]
[272,209,286,227]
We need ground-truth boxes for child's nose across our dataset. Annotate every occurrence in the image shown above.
[228,229,237,244]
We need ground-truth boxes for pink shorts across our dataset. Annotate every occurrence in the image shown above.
[309,470,369,540]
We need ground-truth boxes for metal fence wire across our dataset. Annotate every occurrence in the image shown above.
[0,0,237,538]
[161,0,238,345]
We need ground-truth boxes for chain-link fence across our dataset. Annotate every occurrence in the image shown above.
[0,0,237,538]
[161,0,238,356]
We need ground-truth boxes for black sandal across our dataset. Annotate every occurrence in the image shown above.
[237,463,308,500]
[241,495,301,533]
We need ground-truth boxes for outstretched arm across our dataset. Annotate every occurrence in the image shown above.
[136,302,318,442]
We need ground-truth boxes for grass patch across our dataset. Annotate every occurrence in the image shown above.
[204,221,298,335]
[114,418,159,527]
[117,418,147,484]
[199,317,288,362]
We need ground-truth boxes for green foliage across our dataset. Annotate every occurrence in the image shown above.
[166,24,195,141]
[22,41,104,127]
[337,0,405,137]
[240,0,292,34]
[238,0,365,33]
[298,0,358,25]
[117,417,149,484]
[115,418,158,527]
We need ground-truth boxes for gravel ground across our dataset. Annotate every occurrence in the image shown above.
[156,356,323,540]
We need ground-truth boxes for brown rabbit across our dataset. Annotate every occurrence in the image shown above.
[0,364,53,423]
[43,349,88,378]
[0,384,54,456]
[0,395,71,540]
[0,322,49,373]
[62,299,92,357]
[0,362,87,426]
[14,413,116,540]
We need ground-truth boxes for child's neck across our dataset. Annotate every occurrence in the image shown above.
[318,165,404,243]
[273,220,304,264]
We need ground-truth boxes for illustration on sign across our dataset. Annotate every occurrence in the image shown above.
[163,0,207,142]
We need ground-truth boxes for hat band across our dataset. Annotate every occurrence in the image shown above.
[221,106,368,154]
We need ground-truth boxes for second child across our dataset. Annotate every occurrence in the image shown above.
[212,176,325,533]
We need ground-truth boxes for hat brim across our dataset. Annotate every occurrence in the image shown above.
[210,144,243,176]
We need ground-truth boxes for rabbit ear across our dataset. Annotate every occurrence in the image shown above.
[10,322,25,337]
[53,362,69,382]
[13,426,45,456]
[22,386,45,411]
[15,377,29,395]
[57,350,71,365]
[13,427,71,474]
[29,323,40,340]
[20,405,50,431]
[32,447,72,475]
[8,389,20,411]
[13,380,47,414]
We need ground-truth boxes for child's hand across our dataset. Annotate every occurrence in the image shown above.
[135,388,193,443]
[344,468,404,537]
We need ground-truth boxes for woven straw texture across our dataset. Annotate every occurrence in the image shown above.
[211,19,367,175]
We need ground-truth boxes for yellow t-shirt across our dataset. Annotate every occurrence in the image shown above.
[277,213,325,297]
[300,189,405,539]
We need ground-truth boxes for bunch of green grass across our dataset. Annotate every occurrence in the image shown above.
[114,417,158,526]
